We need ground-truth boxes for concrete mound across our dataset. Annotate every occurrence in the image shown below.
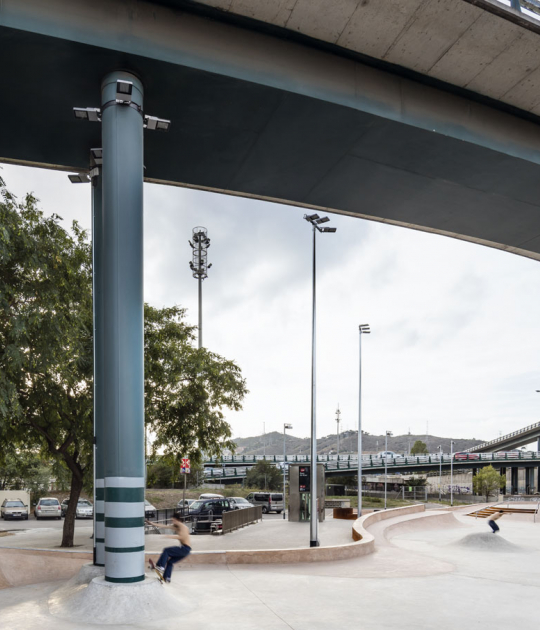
[451,532,521,551]
[49,571,188,625]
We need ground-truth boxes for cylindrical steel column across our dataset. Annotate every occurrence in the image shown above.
[101,71,145,583]
[357,331,363,517]
[92,167,105,567]
[310,226,319,547]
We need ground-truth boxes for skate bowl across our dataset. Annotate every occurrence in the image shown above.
[383,511,467,540]
[450,532,522,551]
[0,504,430,587]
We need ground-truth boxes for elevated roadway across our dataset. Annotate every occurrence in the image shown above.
[4,1,540,258]
[203,450,540,481]
[465,421,540,452]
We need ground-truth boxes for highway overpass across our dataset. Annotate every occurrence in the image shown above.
[466,421,540,452]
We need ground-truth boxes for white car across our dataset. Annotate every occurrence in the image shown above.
[34,497,62,520]
[229,497,254,510]
[377,451,399,459]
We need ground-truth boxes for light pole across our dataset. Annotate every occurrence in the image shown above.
[438,445,442,502]
[189,227,211,349]
[335,406,341,458]
[450,440,455,506]
[283,423,293,520]
[304,212,337,547]
[358,324,370,517]
[385,430,393,509]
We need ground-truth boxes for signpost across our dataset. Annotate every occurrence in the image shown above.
[180,458,190,513]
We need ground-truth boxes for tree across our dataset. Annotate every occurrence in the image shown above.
[410,440,428,455]
[245,460,282,491]
[473,465,505,501]
[0,178,247,546]
[0,451,50,498]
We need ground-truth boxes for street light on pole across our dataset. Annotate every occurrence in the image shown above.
[450,440,455,507]
[358,324,370,517]
[189,227,212,349]
[304,212,337,548]
[335,406,341,458]
[438,445,442,502]
[283,423,293,520]
[385,430,393,509]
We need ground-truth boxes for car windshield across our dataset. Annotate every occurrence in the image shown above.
[190,501,204,510]
[144,500,153,507]
[78,500,92,507]
[233,498,249,504]
[40,499,59,506]
[6,501,24,507]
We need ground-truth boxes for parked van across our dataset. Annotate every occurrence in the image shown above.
[198,493,224,500]
[245,492,284,514]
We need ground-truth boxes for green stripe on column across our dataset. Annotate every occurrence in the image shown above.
[105,488,144,502]
[105,516,145,528]
[96,538,105,543]
[105,546,145,553]
[96,488,105,500]
[96,513,105,522]
[105,575,145,584]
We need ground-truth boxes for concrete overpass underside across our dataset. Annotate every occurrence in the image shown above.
[3,0,540,258]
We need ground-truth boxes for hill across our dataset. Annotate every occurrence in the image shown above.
[231,431,483,456]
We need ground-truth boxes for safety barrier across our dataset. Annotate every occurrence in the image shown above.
[221,506,262,533]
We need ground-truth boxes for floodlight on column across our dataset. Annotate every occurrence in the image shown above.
[116,80,133,102]
[68,173,91,184]
[91,148,103,166]
[144,115,171,131]
[73,107,101,122]
[320,227,337,233]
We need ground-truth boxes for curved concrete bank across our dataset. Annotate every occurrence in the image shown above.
[0,505,429,587]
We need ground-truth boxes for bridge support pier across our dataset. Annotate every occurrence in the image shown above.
[101,71,146,584]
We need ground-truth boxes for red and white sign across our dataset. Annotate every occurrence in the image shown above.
[180,458,191,474]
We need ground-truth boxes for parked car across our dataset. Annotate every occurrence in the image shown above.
[61,498,93,519]
[176,498,196,514]
[144,499,157,519]
[1,499,29,520]
[453,452,480,461]
[198,493,224,500]
[229,497,254,510]
[245,492,284,514]
[188,497,234,520]
[34,497,62,520]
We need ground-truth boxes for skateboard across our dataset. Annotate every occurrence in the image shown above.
[148,558,165,585]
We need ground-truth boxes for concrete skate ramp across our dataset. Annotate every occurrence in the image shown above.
[384,512,466,541]
[451,533,521,551]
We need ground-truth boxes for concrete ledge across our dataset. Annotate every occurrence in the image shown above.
[352,504,425,542]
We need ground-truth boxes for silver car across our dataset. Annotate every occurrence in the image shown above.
[229,497,254,510]
[34,497,62,520]
[1,499,29,520]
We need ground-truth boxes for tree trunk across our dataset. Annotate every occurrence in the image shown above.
[61,466,84,547]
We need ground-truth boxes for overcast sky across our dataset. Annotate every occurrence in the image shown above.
[3,162,540,447]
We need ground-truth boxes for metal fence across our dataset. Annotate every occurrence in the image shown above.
[221,506,263,534]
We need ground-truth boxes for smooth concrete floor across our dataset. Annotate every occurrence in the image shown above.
[1,508,540,629]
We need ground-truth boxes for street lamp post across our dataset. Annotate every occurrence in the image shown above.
[303,213,337,547]
[283,423,293,520]
[450,440,455,506]
[438,445,443,503]
[385,430,393,509]
[358,324,370,517]
[335,406,341,458]
[189,227,212,349]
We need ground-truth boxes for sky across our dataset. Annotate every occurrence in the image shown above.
[3,162,540,446]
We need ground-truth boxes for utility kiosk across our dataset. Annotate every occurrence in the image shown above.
[288,463,325,522]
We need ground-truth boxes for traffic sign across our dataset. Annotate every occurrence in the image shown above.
[181,458,190,474]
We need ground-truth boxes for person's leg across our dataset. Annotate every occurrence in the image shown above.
[488,520,496,532]
[157,546,175,570]
[162,546,191,581]
[493,521,500,533]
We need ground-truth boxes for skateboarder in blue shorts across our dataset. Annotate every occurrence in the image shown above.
[487,510,504,533]
[146,512,191,582]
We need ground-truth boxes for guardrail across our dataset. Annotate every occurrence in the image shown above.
[465,421,540,452]
[221,506,263,533]
[503,0,540,19]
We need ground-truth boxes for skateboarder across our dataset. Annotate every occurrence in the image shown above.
[487,510,504,533]
[146,512,191,582]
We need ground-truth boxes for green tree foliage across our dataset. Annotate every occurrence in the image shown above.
[0,451,50,498]
[473,465,505,501]
[410,440,429,455]
[404,475,427,487]
[0,178,247,546]
[146,456,205,489]
[245,460,282,491]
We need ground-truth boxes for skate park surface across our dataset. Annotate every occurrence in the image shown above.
[1,504,539,629]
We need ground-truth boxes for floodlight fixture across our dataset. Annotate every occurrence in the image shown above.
[284,423,293,430]
[68,173,91,184]
[316,217,330,224]
[359,324,371,334]
[90,148,103,166]
[73,107,101,122]
[116,80,133,102]
[320,227,337,233]
[144,115,171,131]
[304,213,320,222]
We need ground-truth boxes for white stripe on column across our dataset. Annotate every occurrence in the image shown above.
[96,479,105,488]
[105,551,145,578]
[106,502,145,518]
[105,527,145,548]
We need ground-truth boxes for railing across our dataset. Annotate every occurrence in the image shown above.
[221,506,262,534]
[500,0,540,19]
